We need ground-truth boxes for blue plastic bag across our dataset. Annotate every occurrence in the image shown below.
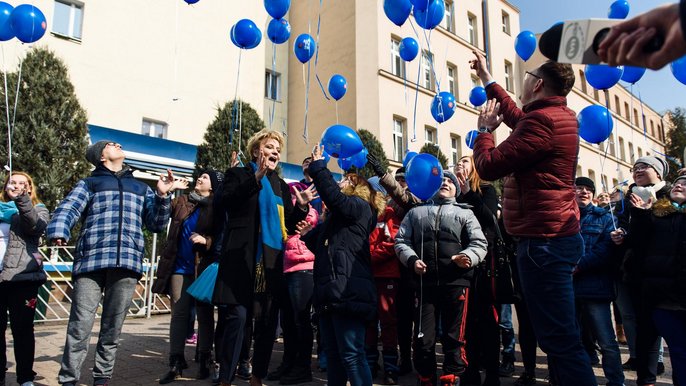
[186,262,218,304]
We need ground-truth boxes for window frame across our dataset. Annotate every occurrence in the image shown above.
[264,70,281,101]
[142,118,169,139]
[52,0,84,41]
[391,37,405,78]
[392,117,406,162]
[501,10,511,35]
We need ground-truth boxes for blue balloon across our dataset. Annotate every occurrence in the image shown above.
[410,0,430,11]
[578,105,613,144]
[399,37,419,61]
[469,86,487,106]
[267,18,290,44]
[413,0,444,30]
[184,0,200,4]
[321,124,364,158]
[10,5,46,44]
[430,91,456,123]
[338,156,354,171]
[620,66,645,84]
[671,55,686,85]
[383,0,412,26]
[515,30,536,61]
[466,130,479,150]
[351,148,368,168]
[328,74,347,101]
[608,0,630,19]
[0,2,14,41]
[293,34,316,63]
[264,0,290,19]
[245,27,262,49]
[231,19,260,49]
[322,150,331,164]
[585,64,623,90]
[403,151,418,168]
[406,153,443,200]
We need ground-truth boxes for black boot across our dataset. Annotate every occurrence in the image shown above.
[196,352,212,380]
[159,355,185,384]
[279,365,313,385]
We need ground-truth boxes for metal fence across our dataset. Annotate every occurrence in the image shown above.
[34,244,171,322]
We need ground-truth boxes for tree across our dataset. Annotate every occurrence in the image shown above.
[420,143,449,169]
[194,100,265,176]
[0,47,90,211]
[349,129,388,178]
[664,107,686,182]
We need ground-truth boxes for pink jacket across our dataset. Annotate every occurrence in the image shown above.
[283,205,318,273]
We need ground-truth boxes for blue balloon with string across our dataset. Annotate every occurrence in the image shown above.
[406,153,443,200]
[321,124,364,158]
[671,55,686,85]
[403,151,418,168]
[515,31,536,61]
[338,156,354,171]
[410,0,430,11]
[231,19,261,49]
[430,92,456,123]
[413,0,444,30]
[184,0,200,4]
[10,4,46,43]
[264,0,290,19]
[466,130,479,149]
[322,150,331,164]
[383,0,412,26]
[620,66,645,84]
[469,86,487,106]
[293,34,316,63]
[578,105,613,144]
[328,74,347,101]
[608,0,630,19]
[0,2,14,41]
[585,64,623,90]
[267,18,290,44]
[351,148,368,168]
[399,37,419,61]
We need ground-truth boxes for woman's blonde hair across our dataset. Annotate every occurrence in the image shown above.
[2,171,41,205]
[246,129,284,161]
[341,173,386,217]
[459,155,483,194]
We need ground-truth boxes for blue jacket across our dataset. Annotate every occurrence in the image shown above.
[47,165,171,277]
[573,204,617,300]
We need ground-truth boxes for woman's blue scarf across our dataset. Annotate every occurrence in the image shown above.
[250,162,287,263]
[0,201,18,223]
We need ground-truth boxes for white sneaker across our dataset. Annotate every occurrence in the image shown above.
[21,382,35,386]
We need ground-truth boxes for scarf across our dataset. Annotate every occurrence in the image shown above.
[250,162,287,265]
[0,201,18,223]
[632,181,666,203]
[189,191,210,205]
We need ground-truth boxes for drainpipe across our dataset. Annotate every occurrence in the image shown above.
[481,0,492,73]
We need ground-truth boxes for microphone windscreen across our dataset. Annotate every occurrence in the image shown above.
[539,23,563,62]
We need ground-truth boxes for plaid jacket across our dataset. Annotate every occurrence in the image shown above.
[47,165,171,276]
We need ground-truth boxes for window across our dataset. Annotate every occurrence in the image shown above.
[501,11,511,35]
[471,75,480,89]
[425,126,437,145]
[608,133,616,157]
[391,37,405,78]
[614,95,621,113]
[264,70,281,100]
[421,51,435,90]
[393,117,406,161]
[443,1,455,33]
[601,175,609,192]
[504,60,514,92]
[52,0,83,40]
[579,70,587,94]
[633,108,639,126]
[650,120,655,137]
[587,170,596,186]
[624,102,630,120]
[637,147,643,158]
[612,178,619,189]
[142,119,168,139]
[659,123,665,141]
[467,13,477,46]
[451,135,462,166]
[628,142,635,163]
[576,165,582,177]
[618,137,626,161]
[447,63,457,97]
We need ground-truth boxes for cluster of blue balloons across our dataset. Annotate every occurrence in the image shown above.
[0,2,47,44]
[405,152,443,200]
[578,105,613,144]
[265,0,291,45]
[383,0,444,30]
[328,74,347,101]
[231,19,261,49]
[430,91,456,123]
[469,86,487,107]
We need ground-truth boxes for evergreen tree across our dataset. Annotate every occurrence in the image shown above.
[0,47,89,211]
[665,107,686,182]
[194,100,265,176]
[420,143,449,169]
[350,129,388,178]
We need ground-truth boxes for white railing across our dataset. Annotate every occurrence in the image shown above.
[34,241,171,322]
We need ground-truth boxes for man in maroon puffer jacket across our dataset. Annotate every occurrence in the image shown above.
[470,51,597,386]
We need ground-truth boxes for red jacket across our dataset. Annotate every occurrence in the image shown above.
[369,205,401,279]
[474,83,580,238]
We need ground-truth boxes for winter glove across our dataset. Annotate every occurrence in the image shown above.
[367,153,386,177]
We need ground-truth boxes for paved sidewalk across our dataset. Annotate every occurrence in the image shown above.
[4,313,674,386]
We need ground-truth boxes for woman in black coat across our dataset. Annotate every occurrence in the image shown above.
[212,130,313,386]
[299,145,385,386]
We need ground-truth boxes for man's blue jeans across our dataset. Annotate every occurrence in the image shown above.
[517,234,597,386]
[320,312,372,386]
[576,300,625,386]
[499,303,516,362]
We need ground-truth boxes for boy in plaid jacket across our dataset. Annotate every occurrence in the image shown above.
[47,140,179,386]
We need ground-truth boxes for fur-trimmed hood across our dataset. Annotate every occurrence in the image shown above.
[652,198,686,217]
[342,181,386,217]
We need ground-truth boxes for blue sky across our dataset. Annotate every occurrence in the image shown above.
[510,0,683,114]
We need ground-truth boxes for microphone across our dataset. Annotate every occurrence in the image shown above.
[538,19,663,64]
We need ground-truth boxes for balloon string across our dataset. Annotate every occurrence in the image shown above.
[598,90,611,194]
[230,50,243,145]
[9,51,24,176]
[2,46,11,174]
[172,0,179,101]
[629,84,635,160]
[411,53,421,142]
[313,0,329,100]
[269,42,277,129]
[335,101,339,124]
[637,85,648,147]
[303,61,311,143]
